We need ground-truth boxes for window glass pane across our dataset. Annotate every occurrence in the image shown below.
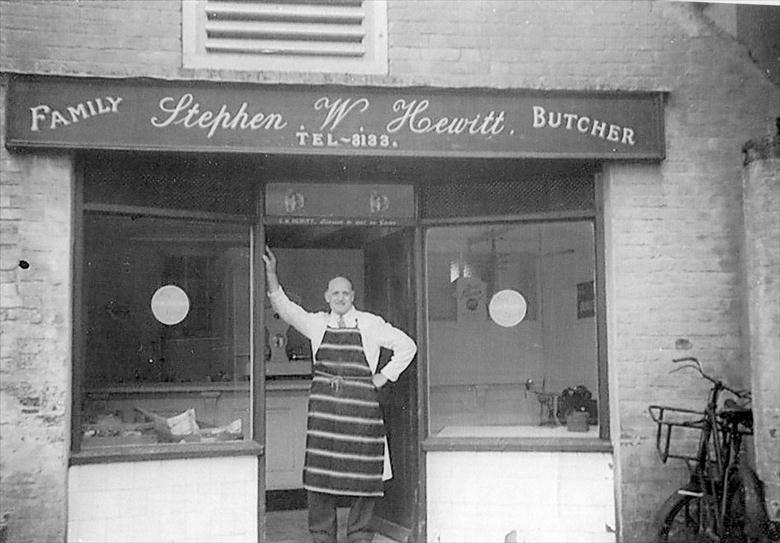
[81,214,251,448]
[420,166,596,218]
[82,153,257,216]
[426,221,598,438]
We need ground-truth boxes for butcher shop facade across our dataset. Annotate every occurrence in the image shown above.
[2,72,669,543]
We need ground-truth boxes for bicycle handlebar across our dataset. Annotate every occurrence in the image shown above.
[671,356,750,398]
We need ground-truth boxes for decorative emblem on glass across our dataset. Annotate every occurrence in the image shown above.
[151,285,190,325]
[488,289,527,327]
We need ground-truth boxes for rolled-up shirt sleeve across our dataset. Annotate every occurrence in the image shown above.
[372,318,417,382]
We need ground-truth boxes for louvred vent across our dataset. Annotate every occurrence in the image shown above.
[204,0,367,58]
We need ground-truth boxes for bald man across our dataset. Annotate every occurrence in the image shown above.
[263,246,417,543]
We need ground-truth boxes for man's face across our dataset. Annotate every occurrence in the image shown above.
[325,277,355,315]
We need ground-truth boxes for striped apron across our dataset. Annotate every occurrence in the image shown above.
[303,325,385,497]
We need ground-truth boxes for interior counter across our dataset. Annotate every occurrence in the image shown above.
[82,379,311,490]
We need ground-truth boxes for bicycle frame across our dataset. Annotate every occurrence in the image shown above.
[649,356,758,541]
[691,379,730,538]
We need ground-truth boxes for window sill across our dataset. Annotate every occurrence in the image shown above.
[69,440,264,465]
[421,436,612,453]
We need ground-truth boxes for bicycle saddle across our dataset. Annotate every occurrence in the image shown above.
[719,402,753,427]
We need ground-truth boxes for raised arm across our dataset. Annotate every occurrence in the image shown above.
[262,245,281,294]
[263,246,320,340]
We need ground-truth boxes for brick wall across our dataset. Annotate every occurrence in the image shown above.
[0,1,773,91]
[601,25,777,537]
[1,1,779,541]
[0,79,73,543]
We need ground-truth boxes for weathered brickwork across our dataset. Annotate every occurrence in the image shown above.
[0,77,72,543]
[1,1,778,541]
[0,1,771,91]
[743,147,780,522]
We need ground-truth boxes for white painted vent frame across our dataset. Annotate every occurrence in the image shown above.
[182,0,388,75]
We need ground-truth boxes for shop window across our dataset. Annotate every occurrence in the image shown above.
[79,213,252,449]
[425,221,599,438]
[422,165,602,440]
[182,0,388,75]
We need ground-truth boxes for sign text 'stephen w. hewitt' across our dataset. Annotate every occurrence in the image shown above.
[7,75,665,159]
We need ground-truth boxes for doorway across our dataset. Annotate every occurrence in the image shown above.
[263,223,418,543]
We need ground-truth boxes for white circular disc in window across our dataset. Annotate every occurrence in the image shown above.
[151,285,190,325]
[488,289,527,327]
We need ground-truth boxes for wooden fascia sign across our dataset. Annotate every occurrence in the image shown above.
[5,75,665,160]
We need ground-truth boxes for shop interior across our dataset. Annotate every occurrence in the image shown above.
[80,214,253,446]
[263,222,415,542]
[425,220,598,437]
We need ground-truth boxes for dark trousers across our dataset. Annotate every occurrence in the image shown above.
[307,491,376,543]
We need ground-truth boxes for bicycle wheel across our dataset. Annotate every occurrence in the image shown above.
[722,465,768,543]
[656,488,710,542]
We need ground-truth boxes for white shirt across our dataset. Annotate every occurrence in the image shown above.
[267,287,417,382]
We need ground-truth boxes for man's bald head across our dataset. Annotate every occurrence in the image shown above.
[324,276,355,315]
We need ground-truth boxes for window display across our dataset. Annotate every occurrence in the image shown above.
[425,221,599,437]
[79,214,252,448]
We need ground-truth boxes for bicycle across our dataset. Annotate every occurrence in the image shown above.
[649,356,770,542]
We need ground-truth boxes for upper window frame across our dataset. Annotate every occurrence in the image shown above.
[182,0,388,75]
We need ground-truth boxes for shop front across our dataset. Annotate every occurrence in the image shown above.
[4,74,664,542]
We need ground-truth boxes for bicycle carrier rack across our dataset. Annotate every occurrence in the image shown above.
[648,405,708,463]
